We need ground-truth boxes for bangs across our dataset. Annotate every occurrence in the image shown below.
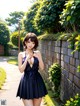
[23,32,38,49]
[28,37,36,43]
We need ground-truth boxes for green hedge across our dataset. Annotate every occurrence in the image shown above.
[37,32,71,41]
[0,67,6,89]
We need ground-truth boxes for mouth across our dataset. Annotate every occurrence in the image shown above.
[29,46,32,49]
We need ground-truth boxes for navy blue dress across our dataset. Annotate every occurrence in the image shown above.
[16,55,48,99]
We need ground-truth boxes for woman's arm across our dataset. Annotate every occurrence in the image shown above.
[37,51,44,70]
[18,52,29,73]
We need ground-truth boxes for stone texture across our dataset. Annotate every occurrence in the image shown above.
[74,51,79,59]
[62,69,69,78]
[62,41,68,48]
[75,59,80,67]
[79,52,80,59]
[56,53,60,60]
[75,68,80,78]
[61,61,64,68]
[64,55,69,63]
[61,54,64,61]
[9,49,18,56]
[70,57,75,66]
[55,47,60,53]
[69,65,75,74]
[61,48,68,55]
[68,49,74,57]
[38,40,80,102]
[73,84,80,95]
[69,72,74,82]
[64,63,70,71]
[74,75,80,88]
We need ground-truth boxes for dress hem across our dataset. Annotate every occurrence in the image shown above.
[16,93,48,100]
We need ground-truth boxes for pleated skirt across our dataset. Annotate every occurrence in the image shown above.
[16,72,48,99]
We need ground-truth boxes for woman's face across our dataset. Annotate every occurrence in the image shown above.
[25,39,35,50]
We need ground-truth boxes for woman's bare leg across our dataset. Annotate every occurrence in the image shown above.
[33,98,42,106]
[22,99,33,106]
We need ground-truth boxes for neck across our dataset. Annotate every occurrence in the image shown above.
[26,49,33,54]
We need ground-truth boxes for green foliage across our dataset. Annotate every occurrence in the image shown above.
[48,63,61,91]
[34,0,65,33]
[0,21,10,45]
[77,66,80,72]
[67,32,78,50]
[0,67,6,89]
[75,35,80,51]
[67,32,80,52]
[23,1,41,35]
[38,32,61,40]
[60,0,80,32]
[64,94,80,106]
[5,11,24,31]
[58,32,80,51]
[11,31,19,46]
[11,30,25,48]
[8,41,18,50]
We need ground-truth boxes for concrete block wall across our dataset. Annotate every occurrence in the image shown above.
[38,40,80,102]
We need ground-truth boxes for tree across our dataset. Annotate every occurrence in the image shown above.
[0,21,10,45]
[23,1,41,35]
[0,21,10,55]
[5,11,24,31]
[34,0,65,33]
[60,0,80,32]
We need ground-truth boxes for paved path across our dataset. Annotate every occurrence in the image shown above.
[0,57,46,106]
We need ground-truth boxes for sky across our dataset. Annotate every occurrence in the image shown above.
[0,0,33,20]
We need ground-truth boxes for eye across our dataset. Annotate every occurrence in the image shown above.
[27,41,30,43]
[32,42,35,44]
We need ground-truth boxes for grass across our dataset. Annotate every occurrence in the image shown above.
[44,91,59,106]
[0,67,6,89]
[44,82,62,106]
[44,95,56,106]
[7,57,18,65]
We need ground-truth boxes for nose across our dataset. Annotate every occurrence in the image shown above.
[30,43,32,46]
[29,43,33,47]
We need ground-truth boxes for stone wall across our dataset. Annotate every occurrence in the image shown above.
[38,40,80,102]
[9,49,18,56]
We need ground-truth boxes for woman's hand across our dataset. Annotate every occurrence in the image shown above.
[26,53,33,60]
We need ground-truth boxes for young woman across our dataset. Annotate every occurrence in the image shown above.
[16,32,48,106]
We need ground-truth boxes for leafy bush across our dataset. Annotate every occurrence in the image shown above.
[64,94,80,106]
[0,67,6,89]
[8,41,18,50]
[75,35,80,52]
[60,0,80,32]
[11,30,25,49]
[67,32,78,50]
[34,0,65,33]
[38,33,61,41]
[48,63,61,91]
[77,66,80,72]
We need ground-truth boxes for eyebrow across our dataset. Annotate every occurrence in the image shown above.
[28,39,35,43]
